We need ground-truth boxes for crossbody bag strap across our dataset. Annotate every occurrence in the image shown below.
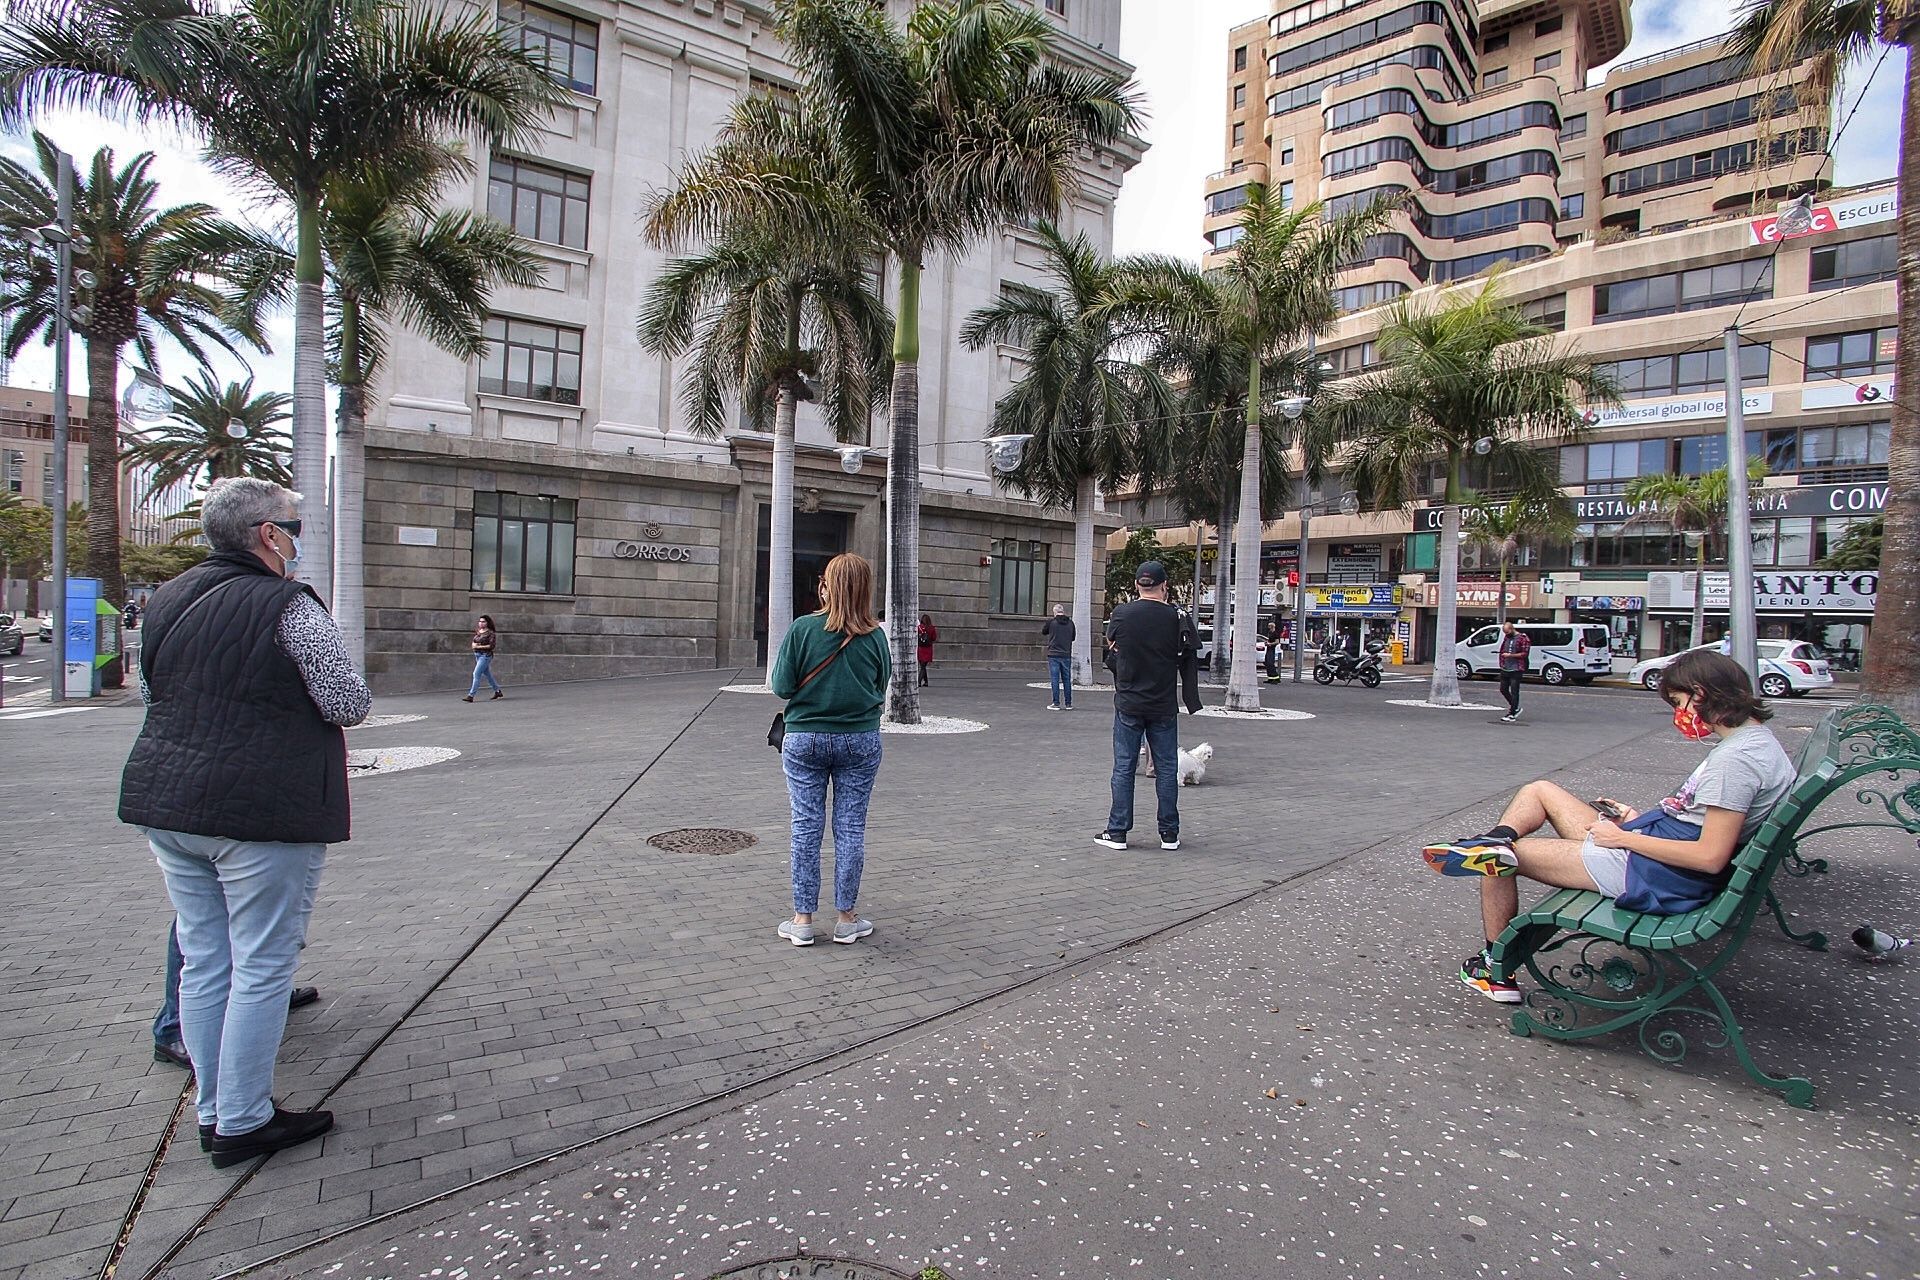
[796,633,855,692]
[139,577,247,688]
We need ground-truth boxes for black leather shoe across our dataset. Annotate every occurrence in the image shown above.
[288,986,320,1010]
[198,1123,214,1152]
[209,1106,333,1168]
[153,1041,191,1069]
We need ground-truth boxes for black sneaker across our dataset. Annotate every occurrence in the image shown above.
[1159,832,1180,851]
[1094,830,1128,850]
[209,1106,334,1168]
[1459,952,1522,1004]
[198,1122,214,1152]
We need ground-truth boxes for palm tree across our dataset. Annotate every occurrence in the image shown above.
[1462,492,1575,627]
[1100,187,1391,709]
[225,145,544,666]
[121,370,292,493]
[960,223,1169,687]
[1624,461,1767,649]
[0,132,258,681]
[646,0,1139,723]
[1733,0,1918,715]
[1318,280,1617,706]
[638,201,892,668]
[0,0,565,608]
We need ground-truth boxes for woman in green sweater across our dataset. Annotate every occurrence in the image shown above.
[769,552,892,946]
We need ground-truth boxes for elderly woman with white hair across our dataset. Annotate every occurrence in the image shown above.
[119,477,370,1167]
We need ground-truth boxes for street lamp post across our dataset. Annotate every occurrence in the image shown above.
[47,149,75,703]
[1290,487,1361,683]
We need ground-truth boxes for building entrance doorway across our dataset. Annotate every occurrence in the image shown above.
[755,506,851,663]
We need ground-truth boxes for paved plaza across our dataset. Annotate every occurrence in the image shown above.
[0,665,1913,1279]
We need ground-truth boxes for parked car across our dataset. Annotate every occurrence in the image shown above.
[36,615,52,644]
[1629,640,1834,698]
[1194,624,1269,667]
[0,615,22,657]
[1455,622,1613,685]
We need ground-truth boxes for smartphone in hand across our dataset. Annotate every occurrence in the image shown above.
[1592,798,1625,820]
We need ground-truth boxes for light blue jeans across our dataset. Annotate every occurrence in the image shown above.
[469,652,500,696]
[1047,655,1073,706]
[146,828,327,1134]
[781,730,884,914]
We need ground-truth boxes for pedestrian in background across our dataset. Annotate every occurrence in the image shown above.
[916,613,937,687]
[1263,617,1281,681]
[1096,560,1201,851]
[771,552,892,947]
[119,477,370,1167]
[1042,603,1076,709]
[1497,620,1530,722]
[465,614,501,701]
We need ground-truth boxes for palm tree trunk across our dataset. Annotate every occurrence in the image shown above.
[1689,538,1707,649]
[1211,487,1231,680]
[1071,473,1095,685]
[1864,38,1920,719]
[331,297,367,670]
[85,336,125,687]
[768,380,799,671]
[1427,461,1464,706]
[291,193,332,605]
[884,258,922,724]
[1225,357,1263,712]
[1495,554,1510,629]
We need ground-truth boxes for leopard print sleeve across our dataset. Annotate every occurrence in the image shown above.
[276,592,372,726]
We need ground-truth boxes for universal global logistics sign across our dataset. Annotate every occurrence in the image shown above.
[1749,191,1898,245]
[1578,391,1772,429]
[1572,480,1889,524]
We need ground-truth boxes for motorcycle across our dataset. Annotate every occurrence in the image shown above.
[1314,639,1385,688]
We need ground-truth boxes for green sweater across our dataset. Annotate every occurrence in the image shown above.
[770,614,892,733]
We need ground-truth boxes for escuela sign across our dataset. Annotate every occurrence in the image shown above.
[1748,191,1897,245]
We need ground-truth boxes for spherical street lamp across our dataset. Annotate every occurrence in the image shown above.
[837,446,867,474]
[120,368,173,424]
[984,434,1033,475]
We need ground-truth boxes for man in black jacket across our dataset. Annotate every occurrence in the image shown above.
[1097,560,1201,851]
[121,478,370,1167]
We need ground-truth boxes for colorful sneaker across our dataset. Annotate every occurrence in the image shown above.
[1459,952,1522,1004]
[1422,837,1517,877]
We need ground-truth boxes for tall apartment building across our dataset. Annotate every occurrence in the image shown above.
[362,0,1141,692]
[1206,0,1832,305]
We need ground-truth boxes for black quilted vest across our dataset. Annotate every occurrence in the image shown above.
[118,553,351,844]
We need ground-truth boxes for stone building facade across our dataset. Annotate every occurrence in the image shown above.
[358,0,1138,692]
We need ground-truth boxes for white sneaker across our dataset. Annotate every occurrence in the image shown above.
[1047,703,1060,710]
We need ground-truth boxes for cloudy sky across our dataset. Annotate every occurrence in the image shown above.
[3,0,1906,398]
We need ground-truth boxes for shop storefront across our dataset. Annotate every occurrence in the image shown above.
[1570,594,1645,661]
[1404,579,1552,662]
[1645,569,1877,668]
[1299,583,1403,655]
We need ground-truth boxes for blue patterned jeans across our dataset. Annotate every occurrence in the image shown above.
[781,730,884,914]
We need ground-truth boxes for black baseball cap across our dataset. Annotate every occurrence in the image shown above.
[1134,560,1168,586]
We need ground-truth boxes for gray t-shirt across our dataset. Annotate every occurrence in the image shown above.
[1657,723,1794,841]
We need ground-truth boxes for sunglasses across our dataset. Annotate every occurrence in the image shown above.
[252,518,302,537]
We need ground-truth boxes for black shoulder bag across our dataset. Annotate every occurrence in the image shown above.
[768,633,855,750]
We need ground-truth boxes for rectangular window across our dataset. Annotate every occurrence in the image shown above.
[1558,112,1586,140]
[1535,14,1562,35]
[1593,259,1773,323]
[1484,32,1508,51]
[1280,146,1296,165]
[488,155,590,250]
[1810,234,1897,291]
[3,449,20,494]
[1482,67,1509,89]
[471,492,577,594]
[1673,429,1764,475]
[1805,326,1897,379]
[1045,0,1065,12]
[1231,121,1246,147]
[1800,422,1891,469]
[1602,342,1769,398]
[1234,45,1248,72]
[479,315,584,404]
[988,538,1048,615]
[1278,180,1295,209]
[1206,185,1250,216]
[1559,192,1584,219]
[1607,57,1745,113]
[1522,293,1566,332]
[1533,51,1561,72]
[1232,84,1246,109]
[499,0,598,95]
[1207,224,1247,251]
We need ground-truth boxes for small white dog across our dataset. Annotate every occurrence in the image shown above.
[1177,742,1214,786]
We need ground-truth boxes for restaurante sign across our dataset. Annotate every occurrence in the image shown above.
[1573,481,1888,524]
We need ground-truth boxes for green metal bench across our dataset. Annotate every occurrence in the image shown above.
[1489,703,1920,1108]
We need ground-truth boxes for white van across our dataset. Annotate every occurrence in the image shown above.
[1456,623,1613,685]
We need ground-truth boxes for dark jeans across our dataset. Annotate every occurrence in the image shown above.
[154,921,184,1048]
[1047,655,1073,706]
[1108,711,1180,838]
[1499,669,1523,713]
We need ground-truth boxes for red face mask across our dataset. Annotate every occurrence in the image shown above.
[1672,702,1715,741]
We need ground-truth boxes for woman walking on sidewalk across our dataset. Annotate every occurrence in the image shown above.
[465,615,502,701]
[770,553,891,947]
[916,613,937,687]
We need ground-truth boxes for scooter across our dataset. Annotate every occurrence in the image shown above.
[1314,639,1385,688]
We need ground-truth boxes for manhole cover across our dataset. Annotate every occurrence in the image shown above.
[647,827,758,855]
[707,1256,916,1280]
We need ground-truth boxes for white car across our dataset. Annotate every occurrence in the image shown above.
[1629,640,1834,698]
[1194,625,1268,666]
